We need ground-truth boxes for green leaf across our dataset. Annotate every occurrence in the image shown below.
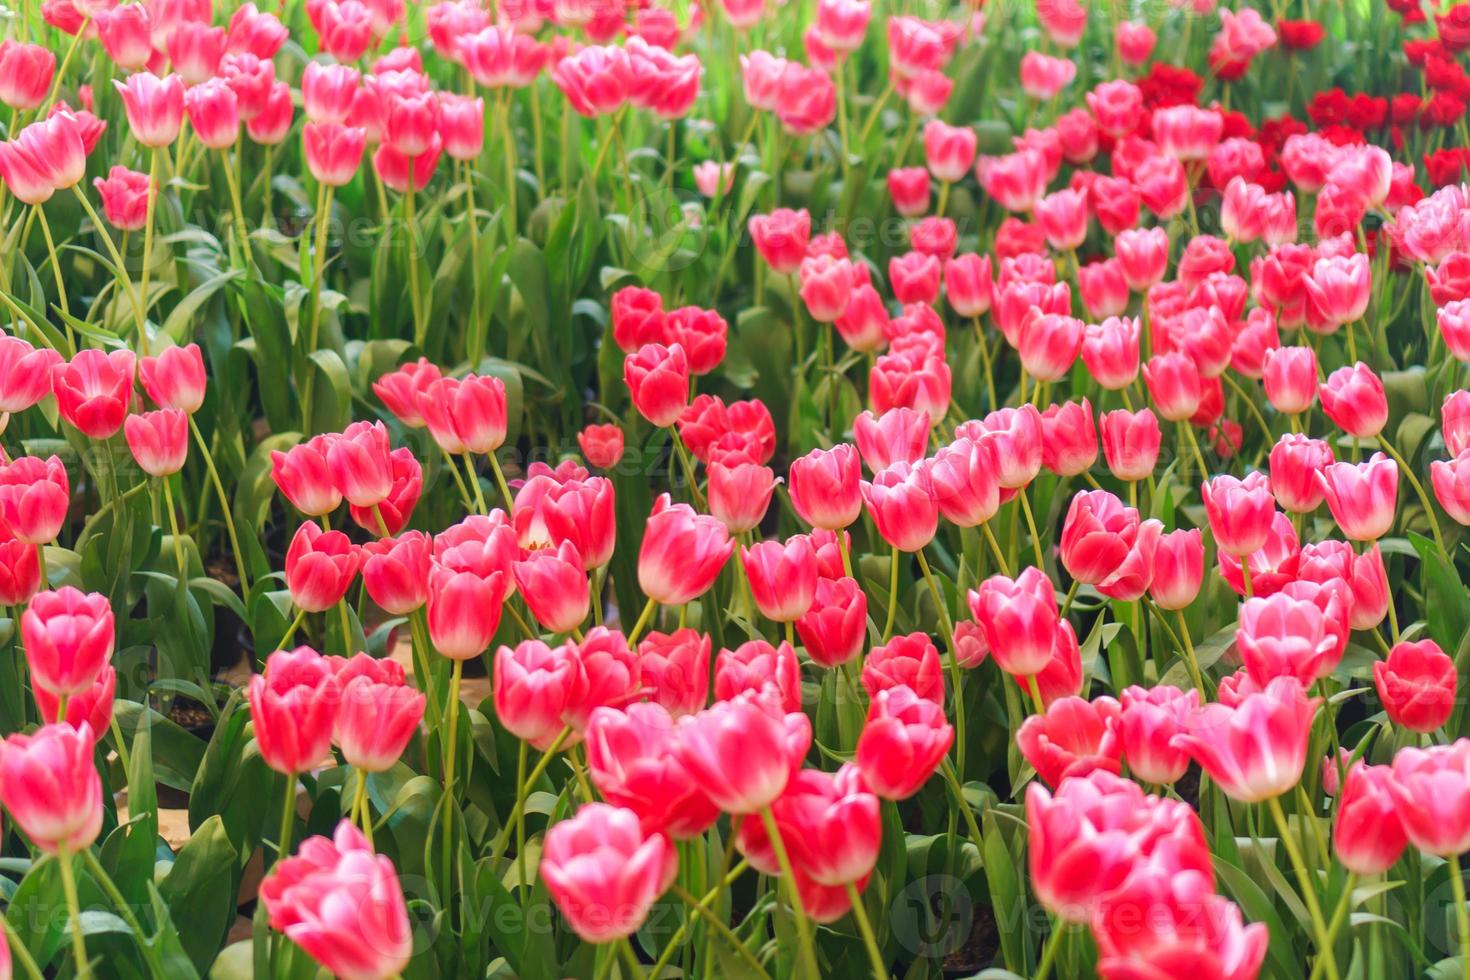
[159,816,239,973]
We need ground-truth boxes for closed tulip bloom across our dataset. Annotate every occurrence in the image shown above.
[835,284,890,352]
[738,764,878,888]
[1384,740,1470,856]
[1077,259,1129,319]
[888,250,942,305]
[561,627,642,733]
[1018,312,1084,383]
[93,166,151,231]
[788,444,863,530]
[1018,695,1124,788]
[663,307,728,376]
[1305,253,1371,328]
[1114,227,1169,291]
[968,566,1060,678]
[34,662,114,736]
[1099,408,1160,482]
[272,436,342,517]
[1150,529,1204,610]
[335,675,424,772]
[1142,351,1203,422]
[513,541,590,634]
[586,703,719,839]
[707,461,775,534]
[1119,685,1198,785]
[1444,391,1470,457]
[1035,188,1089,251]
[926,436,1001,527]
[494,639,584,746]
[53,348,136,439]
[0,534,41,607]
[534,477,617,571]
[969,405,1045,489]
[302,61,360,124]
[714,639,801,713]
[1374,639,1456,733]
[798,254,854,323]
[246,80,293,144]
[624,343,690,428]
[139,343,206,413]
[636,629,710,718]
[114,72,186,147]
[347,446,419,536]
[1268,433,1333,512]
[303,122,367,186]
[0,40,54,110]
[183,77,240,149]
[796,576,867,668]
[853,407,929,472]
[97,6,153,69]
[1093,863,1267,980]
[360,531,430,615]
[1434,449,1470,525]
[540,802,677,943]
[638,494,733,606]
[1319,362,1388,438]
[1439,300,1470,362]
[1218,511,1301,599]
[748,208,811,274]
[1040,400,1098,478]
[578,424,624,469]
[862,632,943,703]
[0,336,61,414]
[427,564,507,661]
[1019,50,1076,99]
[1318,453,1397,541]
[922,119,977,183]
[21,587,113,697]
[742,537,817,623]
[856,684,953,800]
[1171,676,1319,802]
[1060,490,1141,585]
[1298,540,1389,631]
[326,421,394,509]
[248,647,341,775]
[860,462,939,553]
[0,455,70,545]
[258,821,412,980]
[124,408,188,477]
[1333,763,1408,875]
[1081,316,1141,391]
[675,692,811,813]
[887,166,930,216]
[285,522,360,613]
[417,374,508,455]
[1202,471,1276,556]
[944,253,993,317]
[0,722,102,853]
[1236,591,1344,685]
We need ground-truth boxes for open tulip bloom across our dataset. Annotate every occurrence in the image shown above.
[7,3,1470,979]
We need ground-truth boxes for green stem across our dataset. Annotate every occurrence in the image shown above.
[1308,873,1357,980]
[647,862,753,979]
[1017,488,1046,570]
[882,545,899,642]
[139,148,160,333]
[844,881,886,979]
[916,549,964,781]
[1452,855,1470,979]
[301,184,335,432]
[669,883,771,978]
[353,767,374,847]
[1034,919,1064,980]
[1267,795,1340,980]
[515,739,528,900]
[277,605,308,650]
[0,916,45,980]
[759,806,820,980]
[487,450,515,514]
[940,757,985,852]
[277,771,296,862]
[79,847,165,975]
[161,477,189,587]
[626,595,659,644]
[220,149,252,263]
[34,205,71,344]
[57,849,90,979]
[441,659,463,899]
[189,416,249,596]
[71,186,144,333]
[1375,433,1447,554]
[488,725,573,863]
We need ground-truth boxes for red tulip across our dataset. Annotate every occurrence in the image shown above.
[1385,740,1470,856]
[0,722,103,853]
[798,254,854,324]
[663,307,728,376]
[624,343,690,428]
[1374,639,1456,733]
[285,522,360,613]
[1268,433,1334,513]
[1218,511,1301,598]
[714,639,801,713]
[861,462,939,553]
[113,72,186,147]
[1040,400,1098,477]
[1172,676,1320,802]
[326,421,394,509]
[0,337,62,414]
[862,632,943,704]
[1098,408,1160,482]
[637,494,733,606]
[360,531,431,615]
[635,628,710,718]
[853,407,929,473]
[246,80,293,143]
[1318,453,1397,541]
[748,208,811,274]
[578,424,624,469]
[1017,695,1124,789]
[52,349,135,439]
[968,405,1045,488]
[335,674,425,772]
[707,461,776,534]
[855,684,953,800]
[742,537,818,623]
[258,821,413,980]
[1149,529,1204,611]
[674,691,811,813]
[888,167,930,217]
[1433,448,1470,525]
[540,802,677,943]
[1319,362,1388,438]
[248,647,341,775]
[1114,227,1169,291]
[1305,253,1371,328]
[563,627,642,732]
[138,343,206,415]
[736,764,879,887]
[944,253,993,317]
[1333,762,1407,875]
[1141,351,1203,422]
[21,586,114,697]
[0,455,69,545]
[272,436,342,517]
[0,532,40,607]
[0,40,54,110]
[968,566,1060,678]
[1059,490,1141,585]
[586,702,720,838]
[493,639,584,748]
[1237,590,1346,685]
[513,541,590,635]
[926,436,1001,527]
[1201,471,1276,557]
[922,119,976,183]
[796,576,867,668]
[34,662,114,736]
[1119,685,1197,785]
[426,563,506,661]
[124,408,188,477]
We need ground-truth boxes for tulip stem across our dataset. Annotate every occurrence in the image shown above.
[669,883,771,978]
[1058,579,1080,619]
[979,521,1011,577]
[514,739,528,900]
[627,596,659,645]
[301,183,335,433]
[489,726,573,865]
[277,605,308,651]
[1033,918,1064,980]
[34,205,71,343]
[758,806,821,980]
[1178,421,1211,485]
[917,549,965,781]
[487,450,515,515]
[405,171,427,349]
[441,659,463,901]
[70,186,144,333]
[57,849,90,979]
[842,881,886,979]
[1308,872,1358,980]
[1173,607,1208,696]
[220,149,252,265]
[669,429,707,510]
[80,847,164,975]
[940,757,985,853]
[189,416,250,597]
[352,768,374,847]
[617,938,643,978]
[277,772,296,862]
[1266,794,1340,980]
[1025,673,1046,715]
[0,916,45,980]
[1375,433,1448,554]
[649,861,753,978]
[881,546,900,642]
[337,600,354,654]
[138,148,161,332]
[1016,489,1046,570]
[1241,561,1254,599]
[1452,855,1470,977]
[161,477,190,587]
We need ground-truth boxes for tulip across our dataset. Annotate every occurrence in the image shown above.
[1114,227,1169,291]
[0,533,40,607]
[1305,253,1371,328]
[853,408,929,472]
[1059,490,1140,585]
[1035,188,1089,251]
[835,285,889,352]
[284,522,360,613]
[272,437,342,518]
[1319,362,1388,438]
[0,337,61,414]
[1141,351,1203,422]
[1268,433,1334,513]
[92,166,151,231]
[1445,391,1470,457]
[861,632,943,704]
[0,722,103,854]
[968,566,1059,679]
[417,374,508,456]
[855,684,953,800]
[303,122,367,187]
[1040,400,1098,477]
[926,437,1001,528]
[360,532,431,615]
[737,763,878,890]
[1333,763,1408,875]
[336,675,425,772]
[742,537,818,624]
[0,455,70,545]
[675,692,811,813]
[637,495,733,609]
[138,343,206,414]
[541,802,677,943]
[52,349,136,439]
[326,421,394,509]
[586,703,720,839]
[578,424,624,469]
[1081,316,1141,391]
[888,250,942,305]
[426,563,507,661]
[1385,740,1470,856]
[124,408,188,478]
[1118,685,1198,785]
[1017,695,1124,789]
[1219,511,1301,598]
[34,662,114,737]
[788,445,863,530]
[860,462,939,553]
[1318,453,1398,541]
[748,208,811,274]
[563,627,642,732]
[968,405,1045,489]
[258,821,413,980]
[798,255,854,324]
[21,587,113,697]
[248,647,341,775]
[113,72,186,147]
[663,307,728,376]
[944,253,993,317]
[493,639,584,748]
[888,167,931,217]
[246,80,293,143]
[1019,51,1076,99]
[624,343,690,428]
[1172,676,1319,802]
[1098,408,1160,482]
[513,541,590,635]
[714,639,801,713]
[1433,449,1470,525]
[635,629,710,718]
[1201,471,1276,557]
[1374,640,1456,733]
[922,119,976,183]
[1078,259,1129,319]
[1237,590,1345,685]
[707,461,776,534]
[795,576,867,668]
[1150,529,1204,611]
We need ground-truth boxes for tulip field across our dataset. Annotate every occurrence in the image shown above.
[10,0,1470,977]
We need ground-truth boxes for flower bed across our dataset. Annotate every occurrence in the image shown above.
[0,0,1468,977]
